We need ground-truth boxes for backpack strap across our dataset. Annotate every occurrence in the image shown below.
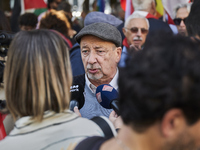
[91,116,117,139]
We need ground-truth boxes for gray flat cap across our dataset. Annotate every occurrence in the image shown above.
[75,22,122,47]
[84,11,123,27]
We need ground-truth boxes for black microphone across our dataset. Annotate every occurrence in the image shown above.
[96,84,120,115]
[70,84,85,111]
[0,32,15,46]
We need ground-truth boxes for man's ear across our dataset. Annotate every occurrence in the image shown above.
[161,109,186,138]
[122,28,127,36]
[115,47,122,63]
[151,1,157,16]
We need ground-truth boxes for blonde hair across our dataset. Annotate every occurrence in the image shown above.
[4,29,72,122]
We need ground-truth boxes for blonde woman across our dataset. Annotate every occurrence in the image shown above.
[0,29,115,149]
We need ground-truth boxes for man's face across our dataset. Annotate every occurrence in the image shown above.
[123,18,148,49]
[50,0,61,10]
[80,35,121,85]
[174,7,189,36]
[164,120,200,150]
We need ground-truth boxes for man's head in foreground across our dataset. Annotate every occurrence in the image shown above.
[186,0,200,40]
[119,33,200,150]
[75,23,122,87]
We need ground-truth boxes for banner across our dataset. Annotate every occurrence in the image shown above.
[21,0,47,15]
[155,0,164,18]
[24,0,46,10]
[97,0,105,12]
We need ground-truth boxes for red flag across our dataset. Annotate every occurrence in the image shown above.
[24,0,47,10]
[121,0,134,20]
[0,113,6,140]
[120,0,126,11]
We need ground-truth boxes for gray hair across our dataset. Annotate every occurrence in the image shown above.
[124,12,149,29]
[174,3,192,18]
[132,0,155,11]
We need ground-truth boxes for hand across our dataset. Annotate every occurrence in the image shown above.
[130,44,142,51]
[109,110,123,129]
[73,106,82,117]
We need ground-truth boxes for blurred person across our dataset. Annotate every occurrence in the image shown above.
[19,13,38,31]
[173,3,192,36]
[0,9,12,139]
[75,33,200,150]
[57,1,72,18]
[47,0,62,10]
[57,1,81,37]
[185,0,200,40]
[111,2,125,22]
[10,0,20,32]
[37,0,62,28]
[132,0,172,34]
[119,12,149,67]
[39,9,76,48]
[0,29,115,149]
[0,9,11,31]
[73,22,122,119]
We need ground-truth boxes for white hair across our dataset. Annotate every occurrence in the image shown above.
[124,12,149,29]
[132,0,155,11]
[174,3,192,18]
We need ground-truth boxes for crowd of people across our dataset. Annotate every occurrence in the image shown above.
[0,0,200,149]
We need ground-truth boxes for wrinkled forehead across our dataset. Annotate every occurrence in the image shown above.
[128,18,149,29]
[176,7,189,19]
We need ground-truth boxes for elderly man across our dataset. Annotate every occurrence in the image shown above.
[132,0,172,34]
[174,3,192,36]
[119,12,149,67]
[70,11,123,77]
[73,23,122,119]
[75,32,200,150]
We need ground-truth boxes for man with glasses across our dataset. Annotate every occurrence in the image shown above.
[119,12,149,67]
[174,3,192,36]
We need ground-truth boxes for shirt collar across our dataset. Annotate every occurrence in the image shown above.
[85,68,119,93]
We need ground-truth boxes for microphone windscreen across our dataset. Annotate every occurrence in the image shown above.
[70,84,85,109]
[96,84,118,109]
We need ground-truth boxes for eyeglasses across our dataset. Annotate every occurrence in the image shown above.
[173,17,187,25]
[125,27,148,34]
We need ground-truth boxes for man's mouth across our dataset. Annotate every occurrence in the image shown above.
[88,69,98,74]
[133,40,142,45]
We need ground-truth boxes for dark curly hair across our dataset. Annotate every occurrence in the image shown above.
[118,32,200,133]
[19,13,38,27]
[39,10,70,36]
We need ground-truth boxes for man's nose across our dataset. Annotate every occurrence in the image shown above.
[136,29,142,36]
[88,51,97,64]
[180,20,185,27]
